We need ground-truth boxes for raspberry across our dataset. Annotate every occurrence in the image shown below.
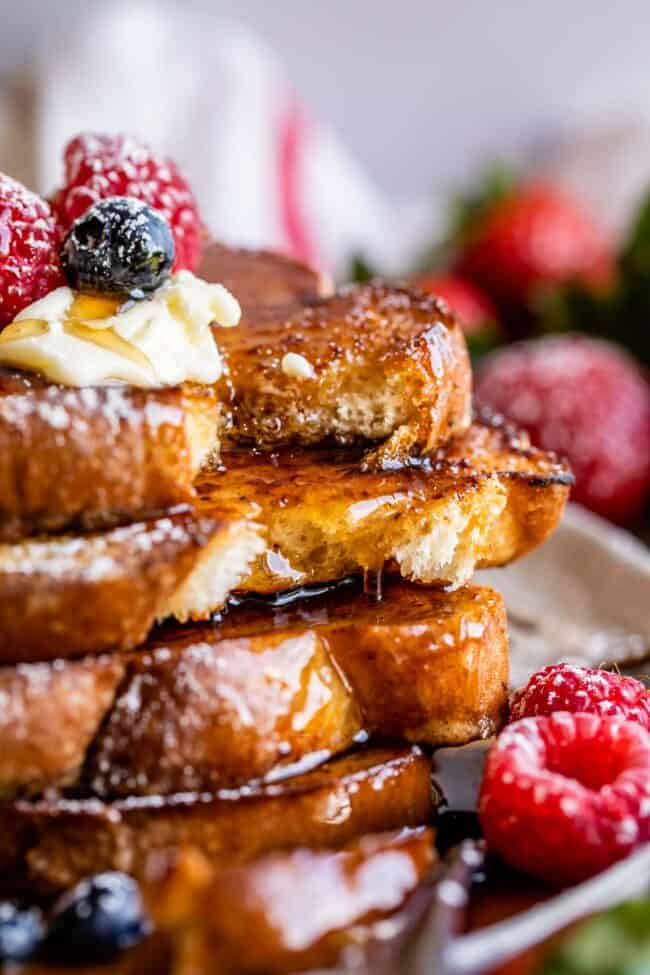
[478,713,650,885]
[476,335,650,523]
[0,174,63,328]
[56,134,202,272]
[510,664,650,730]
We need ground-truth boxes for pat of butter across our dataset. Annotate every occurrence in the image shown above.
[0,271,241,388]
[281,352,316,380]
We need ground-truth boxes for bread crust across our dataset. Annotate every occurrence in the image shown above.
[198,412,572,594]
[0,250,470,540]
[217,283,472,464]
[0,503,263,663]
[199,241,332,312]
[145,829,434,974]
[0,583,507,799]
[0,657,125,799]
[0,372,219,542]
[0,412,567,663]
[0,747,435,894]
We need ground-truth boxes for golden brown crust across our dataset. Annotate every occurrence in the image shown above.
[196,413,572,594]
[0,371,219,542]
[216,283,472,463]
[0,658,125,799]
[0,583,507,799]
[145,829,434,975]
[199,241,331,312]
[0,260,470,540]
[0,505,260,664]
[0,747,436,894]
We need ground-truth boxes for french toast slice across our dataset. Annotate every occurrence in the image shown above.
[198,411,572,594]
[0,246,469,540]
[0,371,219,542]
[0,503,264,664]
[202,244,471,463]
[0,583,507,799]
[14,831,434,975]
[214,282,472,465]
[143,829,434,975]
[0,239,320,544]
[0,747,436,894]
[0,656,125,799]
[199,241,333,312]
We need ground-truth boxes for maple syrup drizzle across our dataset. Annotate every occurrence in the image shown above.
[363,566,384,602]
[225,575,359,612]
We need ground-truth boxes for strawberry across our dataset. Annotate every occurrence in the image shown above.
[458,182,614,307]
[414,273,499,337]
[476,335,650,523]
[414,272,502,357]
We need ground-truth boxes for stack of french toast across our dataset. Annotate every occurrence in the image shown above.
[0,219,571,972]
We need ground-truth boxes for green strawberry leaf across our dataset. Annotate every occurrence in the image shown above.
[413,162,518,276]
[620,189,650,274]
[348,254,379,283]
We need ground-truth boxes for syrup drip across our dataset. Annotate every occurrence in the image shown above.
[225,576,359,612]
[363,566,384,602]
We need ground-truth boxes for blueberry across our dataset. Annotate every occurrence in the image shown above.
[44,872,150,964]
[0,902,44,962]
[61,196,175,299]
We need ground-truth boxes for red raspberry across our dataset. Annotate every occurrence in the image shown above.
[510,664,650,730]
[478,713,650,885]
[0,174,63,328]
[476,335,650,523]
[56,134,202,272]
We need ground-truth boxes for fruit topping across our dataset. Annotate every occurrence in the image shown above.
[56,133,202,272]
[478,713,650,885]
[476,335,650,523]
[44,872,150,963]
[0,173,63,329]
[458,182,613,306]
[414,273,499,337]
[0,903,44,963]
[60,197,175,299]
[510,664,650,730]
[413,272,502,356]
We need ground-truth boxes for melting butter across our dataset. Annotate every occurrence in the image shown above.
[0,271,241,388]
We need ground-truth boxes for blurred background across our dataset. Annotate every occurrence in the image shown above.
[3,0,650,197]
[0,0,648,531]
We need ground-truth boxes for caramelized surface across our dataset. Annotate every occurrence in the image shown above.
[0,503,261,663]
[146,829,434,974]
[199,241,331,312]
[0,370,219,541]
[215,282,472,463]
[1,747,436,894]
[0,657,124,799]
[197,413,572,593]
[0,246,469,540]
[0,582,507,798]
[14,831,433,974]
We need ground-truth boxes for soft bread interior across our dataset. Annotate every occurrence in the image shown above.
[163,518,266,623]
